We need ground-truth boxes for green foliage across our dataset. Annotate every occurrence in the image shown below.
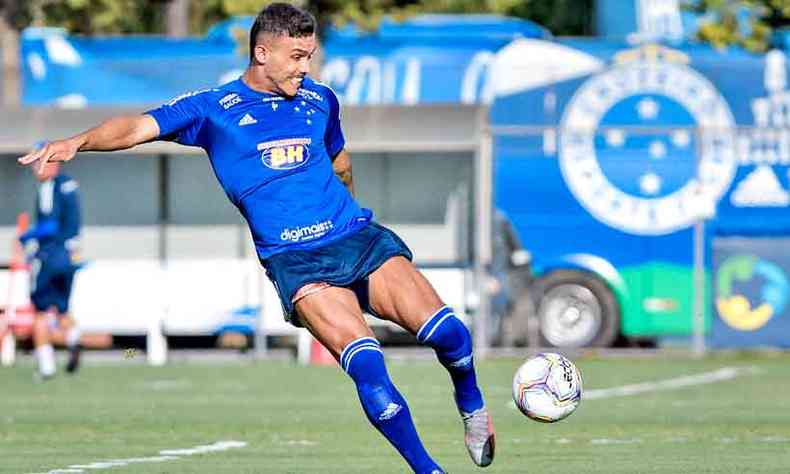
[689,0,790,52]
[500,0,594,36]
[32,0,166,34]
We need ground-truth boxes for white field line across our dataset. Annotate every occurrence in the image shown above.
[507,366,756,409]
[26,440,247,474]
[584,366,756,401]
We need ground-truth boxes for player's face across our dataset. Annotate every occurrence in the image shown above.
[260,33,316,97]
[34,162,60,182]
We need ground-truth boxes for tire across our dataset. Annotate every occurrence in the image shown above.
[499,288,536,347]
[533,270,619,348]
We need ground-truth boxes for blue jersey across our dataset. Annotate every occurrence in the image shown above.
[22,174,81,254]
[146,77,371,259]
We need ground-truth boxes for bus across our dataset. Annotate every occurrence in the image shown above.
[491,40,790,348]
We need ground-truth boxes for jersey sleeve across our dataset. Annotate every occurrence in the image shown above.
[324,87,346,159]
[145,90,211,147]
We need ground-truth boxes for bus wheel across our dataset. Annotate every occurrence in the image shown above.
[534,270,619,348]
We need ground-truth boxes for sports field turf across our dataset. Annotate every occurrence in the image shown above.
[2,352,789,473]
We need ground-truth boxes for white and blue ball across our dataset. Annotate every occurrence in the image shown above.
[512,353,583,423]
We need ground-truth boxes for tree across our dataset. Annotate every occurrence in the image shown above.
[23,0,166,34]
[690,0,790,52]
[1,0,23,107]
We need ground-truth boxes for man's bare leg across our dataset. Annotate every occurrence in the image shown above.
[295,287,444,474]
[369,256,495,468]
[32,310,56,379]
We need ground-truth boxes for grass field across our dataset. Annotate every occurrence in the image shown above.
[2,352,790,473]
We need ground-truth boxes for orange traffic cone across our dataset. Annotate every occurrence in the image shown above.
[10,213,28,273]
[310,337,336,366]
[2,213,31,366]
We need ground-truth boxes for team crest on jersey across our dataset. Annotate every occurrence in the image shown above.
[258,138,311,170]
[559,44,737,235]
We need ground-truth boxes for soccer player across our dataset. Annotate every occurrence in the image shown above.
[19,161,83,379]
[18,4,494,471]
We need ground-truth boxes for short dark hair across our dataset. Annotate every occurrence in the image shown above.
[249,3,316,62]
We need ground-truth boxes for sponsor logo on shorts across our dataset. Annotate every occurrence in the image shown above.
[258,138,311,170]
[280,219,334,242]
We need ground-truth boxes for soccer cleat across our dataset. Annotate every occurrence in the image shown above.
[461,407,495,467]
[65,345,81,374]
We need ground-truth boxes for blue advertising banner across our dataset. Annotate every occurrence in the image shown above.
[19,15,546,107]
[710,238,790,347]
[491,41,790,241]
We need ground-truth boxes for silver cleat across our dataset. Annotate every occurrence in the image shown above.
[461,407,495,467]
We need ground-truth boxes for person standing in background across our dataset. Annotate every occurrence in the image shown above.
[20,160,83,380]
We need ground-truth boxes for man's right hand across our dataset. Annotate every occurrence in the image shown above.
[18,138,82,172]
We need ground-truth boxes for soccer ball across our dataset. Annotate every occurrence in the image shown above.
[512,353,583,423]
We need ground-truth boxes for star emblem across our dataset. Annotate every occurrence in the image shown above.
[636,98,659,120]
[671,130,691,148]
[639,172,662,195]
[605,129,625,147]
[648,140,667,159]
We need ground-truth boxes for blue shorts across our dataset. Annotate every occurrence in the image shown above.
[30,247,77,314]
[261,222,413,326]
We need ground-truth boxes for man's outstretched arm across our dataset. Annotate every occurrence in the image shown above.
[18,114,160,170]
[332,149,354,196]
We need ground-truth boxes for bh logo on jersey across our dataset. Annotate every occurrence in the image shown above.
[258,138,311,170]
[559,44,737,235]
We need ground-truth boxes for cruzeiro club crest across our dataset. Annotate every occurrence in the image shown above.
[559,45,738,235]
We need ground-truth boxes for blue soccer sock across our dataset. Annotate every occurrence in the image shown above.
[417,306,485,414]
[342,337,444,474]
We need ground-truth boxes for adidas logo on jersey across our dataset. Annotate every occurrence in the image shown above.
[238,113,257,126]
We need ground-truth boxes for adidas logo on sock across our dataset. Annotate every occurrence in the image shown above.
[378,402,403,421]
[238,113,257,126]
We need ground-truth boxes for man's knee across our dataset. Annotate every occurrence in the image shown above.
[295,287,372,356]
[416,306,473,367]
[370,259,444,330]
